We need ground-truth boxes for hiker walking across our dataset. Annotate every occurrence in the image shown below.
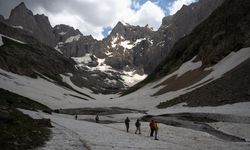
[95,114,99,123]
[153,120,159,140]
[149,119,155,137]
[125,117,130,132]
[135,119,141,134]
[75,114,78,120]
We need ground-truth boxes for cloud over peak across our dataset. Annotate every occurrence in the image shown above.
[0,0,198,39]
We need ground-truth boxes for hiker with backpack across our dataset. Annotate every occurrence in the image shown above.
[125,117,130,132]
[95,114,99,123]
[135,119,141,134]
[149,119,159,140]
[153,120,159,140]
[149,119,155,137]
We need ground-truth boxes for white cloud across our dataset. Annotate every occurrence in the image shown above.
[169,0,197,15]
[2,0,165,39]
[123,1,165,29]
[32,0,164,39]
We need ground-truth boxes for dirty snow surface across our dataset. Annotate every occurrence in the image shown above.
[21,109,250,150]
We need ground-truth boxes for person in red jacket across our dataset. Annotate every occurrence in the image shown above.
[149,119,155,137]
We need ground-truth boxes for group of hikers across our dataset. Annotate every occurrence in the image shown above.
[74,114,159,140]
[125,117,159,140]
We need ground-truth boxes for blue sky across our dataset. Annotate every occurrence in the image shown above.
[131,0,174,15]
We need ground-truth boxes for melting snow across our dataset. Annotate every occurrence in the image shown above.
[65,34,81,43]
[121,71,147,87]
[0,69,92,109]
[159,55,202,82]
[72,53,92,64]
[111,34,145,50]
[0,34,26,44]
[120,40,134,49]
[12,25,23,29]
[59,32,67,35]
[105,51,113,57]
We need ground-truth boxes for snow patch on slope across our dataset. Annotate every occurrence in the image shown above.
[111,34,146,50]
[0,34,26,44]
[54,42,63,54]
[159,55,202,82]
[72,53,92,64]
[59,32,67,35]
[65,34,81,43]
[188,47,250,89]
[0,69,92,109]
[60,74,94,94]
[12,25,23,29]
[121,71,147,87]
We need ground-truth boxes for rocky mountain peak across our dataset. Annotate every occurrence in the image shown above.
[109,21,126,38]
[13,2,28,12]
[8,2,36,30]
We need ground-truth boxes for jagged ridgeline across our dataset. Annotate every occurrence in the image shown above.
[0,0,224,94]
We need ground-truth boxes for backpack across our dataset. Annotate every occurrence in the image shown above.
[135,121,140,127]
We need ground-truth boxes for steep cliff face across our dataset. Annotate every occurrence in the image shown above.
[143,0,225,73]
[7,2,55,47]
[154,0,250,77]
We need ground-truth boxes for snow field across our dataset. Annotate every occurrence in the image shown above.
[209,122,250,142]
[20,109,250,150]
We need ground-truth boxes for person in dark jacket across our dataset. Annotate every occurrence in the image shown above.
[95,114,99,123]
[149,119,154,136]
[135,119,141,134]
[125,117,130,132]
